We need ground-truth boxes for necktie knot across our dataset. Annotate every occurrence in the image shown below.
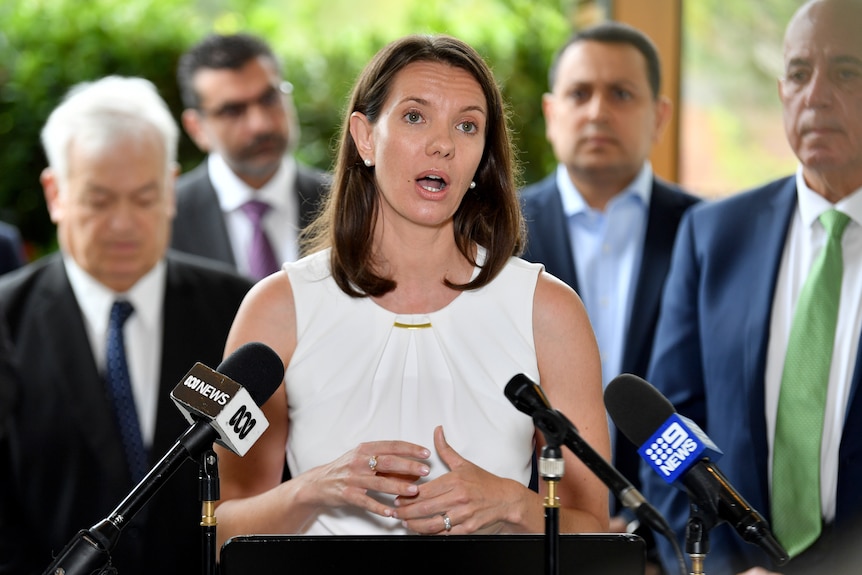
[820,209,850,240]
[242,199,271,226]
[111,300,135,327]
[240,199,280,280]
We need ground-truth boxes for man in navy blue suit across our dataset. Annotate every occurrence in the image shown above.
[645,1,862,574]
[520,22,698,566]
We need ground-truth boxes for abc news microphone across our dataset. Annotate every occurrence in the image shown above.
[604,373,788,567]
[42,342,285,575]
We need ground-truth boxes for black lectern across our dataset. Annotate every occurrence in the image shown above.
[220,533,645,575]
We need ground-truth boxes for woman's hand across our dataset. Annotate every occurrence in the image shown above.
[393,426,529,534]
[301,439,432,519]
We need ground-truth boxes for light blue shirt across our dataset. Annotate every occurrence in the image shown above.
[556,163,652,391]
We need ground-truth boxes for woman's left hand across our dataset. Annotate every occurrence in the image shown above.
[393,425,527,534]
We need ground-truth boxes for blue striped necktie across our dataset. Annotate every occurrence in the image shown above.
[105,300,149,483]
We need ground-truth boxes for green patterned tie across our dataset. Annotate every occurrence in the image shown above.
[772,209,850,558]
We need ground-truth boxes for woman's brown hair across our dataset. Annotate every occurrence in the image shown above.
[302,34,524,297]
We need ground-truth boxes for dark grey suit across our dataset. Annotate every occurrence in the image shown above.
[520,172,699,506]
[0,251,253,575]
[171,160,329,268]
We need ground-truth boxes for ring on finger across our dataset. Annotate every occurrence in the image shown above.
[442,513,452,532]
[368,455,378,472]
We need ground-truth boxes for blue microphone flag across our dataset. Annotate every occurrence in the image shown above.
[638,413,723,484]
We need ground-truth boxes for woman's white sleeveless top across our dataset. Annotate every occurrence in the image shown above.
[283,248,542,534]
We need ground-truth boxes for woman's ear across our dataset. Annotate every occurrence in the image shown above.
[349,111,374,163]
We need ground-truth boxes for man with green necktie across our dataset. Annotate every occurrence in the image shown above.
[643,1,862,573]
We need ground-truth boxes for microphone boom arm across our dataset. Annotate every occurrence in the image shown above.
[42,422,218,575]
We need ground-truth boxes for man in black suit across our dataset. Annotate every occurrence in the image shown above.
[0,220,25,275]
[172,33,329,280]
[519,21,699,566]
[0,76,254,575]
[0,319,15,439]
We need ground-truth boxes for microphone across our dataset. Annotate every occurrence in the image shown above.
[42,342,285,575]
[504,374,674,541]
[604,373,788,566]
[170,343,280,456]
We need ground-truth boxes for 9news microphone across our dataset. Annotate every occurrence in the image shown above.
[42,341,286,575]
[504,373,674,540]
[604,373,788,566]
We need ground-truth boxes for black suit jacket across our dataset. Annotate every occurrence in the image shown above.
[520,172,700,507]
[0,251,253,575]
[170,160,329,268]
[0,221,25,276]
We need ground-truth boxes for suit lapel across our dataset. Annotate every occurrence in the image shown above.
[743,178,797,505]
[173,163,236,266]
[523,176,579,291]
[622,181,688,375]
[152,259,196,459]
[198,168,236,265]
[38,259,131,484]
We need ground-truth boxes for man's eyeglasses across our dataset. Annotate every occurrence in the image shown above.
[198,81,293,121]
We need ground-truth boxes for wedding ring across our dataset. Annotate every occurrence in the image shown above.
[442,513,452,532]
[368,455,378,471]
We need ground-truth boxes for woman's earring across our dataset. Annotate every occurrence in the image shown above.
[364,159,373,167]
[469,181,476,189]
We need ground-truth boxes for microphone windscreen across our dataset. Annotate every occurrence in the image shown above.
[604,374,675,445]
[217,342,284,407]
[504,373,551,417]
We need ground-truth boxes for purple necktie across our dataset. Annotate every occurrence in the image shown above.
[241,199,280,280]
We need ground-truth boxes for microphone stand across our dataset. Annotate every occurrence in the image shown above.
[42,422,217,575]
[539,445,564,575]
[200,450,219,575]
[529,408,570,575]
[682,472,724,575]
[685,505,713,575]
[680,461,788,574]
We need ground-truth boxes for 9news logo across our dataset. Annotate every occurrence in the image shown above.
[644,422,699,475]
[639,414,713,483]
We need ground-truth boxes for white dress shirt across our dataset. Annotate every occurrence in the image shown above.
[64,255,166,447]
[765,166,862,522]
[207,153,300,277]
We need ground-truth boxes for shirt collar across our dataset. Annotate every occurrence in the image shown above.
[556,162,653,218]
[795,164,862,228]
[207,152,296,212]
[63,254,166,338]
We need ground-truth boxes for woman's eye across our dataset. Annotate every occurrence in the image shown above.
[458,121,478,134]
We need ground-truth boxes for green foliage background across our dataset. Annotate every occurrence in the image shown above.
[0,0,575,257]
